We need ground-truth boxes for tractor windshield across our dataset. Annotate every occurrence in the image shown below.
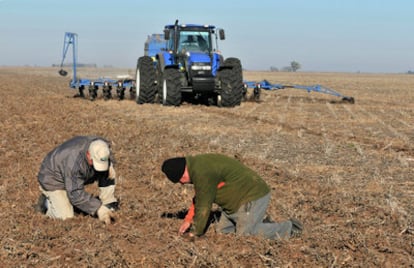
[177,31,210,52]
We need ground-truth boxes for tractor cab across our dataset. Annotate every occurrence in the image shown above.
[177,32,209,52]
[164,23,225,55]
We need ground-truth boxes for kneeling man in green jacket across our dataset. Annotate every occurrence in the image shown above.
[161,153,302,240]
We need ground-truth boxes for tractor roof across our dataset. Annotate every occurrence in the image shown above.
[164,24,216,31]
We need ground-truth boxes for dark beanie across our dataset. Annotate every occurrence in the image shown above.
[161,157,186,183]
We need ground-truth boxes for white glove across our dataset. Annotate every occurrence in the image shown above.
[108,164,116,180]
[97,205,115,224]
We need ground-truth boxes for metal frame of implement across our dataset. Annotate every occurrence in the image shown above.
[244,79,355,103]
[58,32,134,99]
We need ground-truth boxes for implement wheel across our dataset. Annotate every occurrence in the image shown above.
[342,96,355,104]
[58,69,68,76]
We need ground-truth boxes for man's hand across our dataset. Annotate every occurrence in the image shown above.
[97,205,115,224]
[181,232,196,242]
[179,221,191,235]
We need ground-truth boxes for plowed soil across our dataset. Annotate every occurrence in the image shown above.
[1,67,413,267]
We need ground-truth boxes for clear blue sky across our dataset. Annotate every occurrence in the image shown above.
[0,0,413,73]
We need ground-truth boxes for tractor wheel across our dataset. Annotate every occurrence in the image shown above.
[218,67,241,107]
[155,59,164,103]
[161,68,181,106]
[135,56,156,104]
[218,68,236,107]
[224,57,244,105]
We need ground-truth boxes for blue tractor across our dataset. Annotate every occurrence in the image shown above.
[135,20,244,107]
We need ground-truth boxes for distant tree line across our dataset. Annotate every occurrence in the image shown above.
[270,61,301,72]
[407,70,414,74]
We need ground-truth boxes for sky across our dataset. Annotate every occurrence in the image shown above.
[0,0,413,73]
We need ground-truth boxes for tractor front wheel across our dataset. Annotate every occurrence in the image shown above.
[223,57,244,106]
[161,68,181,106]
[218,67,241,107]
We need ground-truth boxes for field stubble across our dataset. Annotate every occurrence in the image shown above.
[0,67,413,267]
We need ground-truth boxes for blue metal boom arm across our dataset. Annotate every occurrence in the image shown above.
[59,32,134,91]
[60,32,78,88]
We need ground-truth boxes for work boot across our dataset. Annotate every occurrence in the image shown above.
[105,201,120,211]
[35,194,48,214]
[290,218,303,237]
[263,214,275,223]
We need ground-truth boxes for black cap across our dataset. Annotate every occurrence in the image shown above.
[161,157,186,183]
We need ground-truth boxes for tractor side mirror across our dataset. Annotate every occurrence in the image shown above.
[164,29,170,40]
[219,29,225,40]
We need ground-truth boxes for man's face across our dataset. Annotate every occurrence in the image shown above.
[179,166,191,184]
[86,151,93,166]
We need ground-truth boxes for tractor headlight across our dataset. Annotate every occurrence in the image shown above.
[191,65,211,71]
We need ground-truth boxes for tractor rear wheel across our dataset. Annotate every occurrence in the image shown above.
[135,56,156,104]
[161,68,181,106]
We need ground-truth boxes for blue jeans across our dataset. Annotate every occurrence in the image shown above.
[215,193,292,239]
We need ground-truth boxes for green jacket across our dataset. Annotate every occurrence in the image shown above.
[186,154,270,236]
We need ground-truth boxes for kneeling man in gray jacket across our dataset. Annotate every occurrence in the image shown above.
[37,136,119,224]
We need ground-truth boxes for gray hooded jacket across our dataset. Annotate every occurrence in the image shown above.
[38,136,115,215]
